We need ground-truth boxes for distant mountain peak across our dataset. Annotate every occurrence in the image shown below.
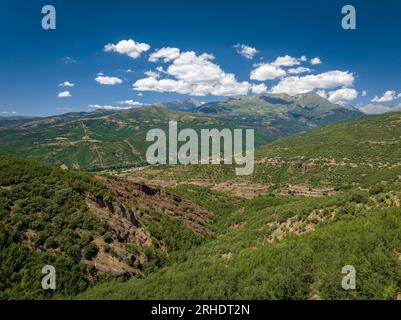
[161,98,203,111]
[268,93,292,100]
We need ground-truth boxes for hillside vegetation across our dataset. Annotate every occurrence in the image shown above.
[80,182,401,299]
[130,112,401,197]
[0,94,361,173]
[0,106,269,172]
[196,93,361,137]
[76,111,401,299]
[0,156,212,298]
[2,109,401,300]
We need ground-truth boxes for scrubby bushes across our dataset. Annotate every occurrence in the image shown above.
[0,156,112,298]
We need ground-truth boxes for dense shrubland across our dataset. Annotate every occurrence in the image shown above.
[80,180,401,299]
[0,156,209,298]
[0,156,111,298]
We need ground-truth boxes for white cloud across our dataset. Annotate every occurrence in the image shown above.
[144,70,160,78]
[116,100,143,106]
[371,90,398,102]
[362,90,367,97]
[61,57,76,64]
[270,70,355,96]
[134,50,254,96]
[272,55,301,67]
[310,57,322,65]
[149,47,181,62]
[57,91,72,98]
[327,88,358,105]
[58,81,74,87]
[137,93,143,96]
[167,52,220,83]
[251,83,268,94]
[133,77,191,95]
[88,104,132,110]
[316,90,328,99]
[95,75,123,85]
[358,103,401,115]
[250,54,314,80]
[234,44,258,59]
[104,39,150,59]
[287,67,312,74]
[209,74,251,96]
[1,111,17,115]
[250,63,286,81]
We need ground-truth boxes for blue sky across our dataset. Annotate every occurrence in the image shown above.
[1,0,401,116]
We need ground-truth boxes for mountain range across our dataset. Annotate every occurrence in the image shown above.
[0,93,362,171]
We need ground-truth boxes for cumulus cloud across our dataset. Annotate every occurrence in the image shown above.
[251,83,268,94]
[250,55,311,80]
[327,88,358,105]
[88,104,132,110]
[116,100,143,106]
[250,63,286,81]
[144,70,160,78]
[270,70,355,96]
[310,57,322,65]
[234,44,258,59]
[362,90,367,97]
[134,50,254,96]
[104,39,150,59]
[287,67,312,74]
[57,91,71,98]
[167,52,220,83]
[58,81,74,87]
[134,77,190,94]
[272,55,301,67]
[371,90,399,102]
[149,47,181,62]
[95,75,123,85]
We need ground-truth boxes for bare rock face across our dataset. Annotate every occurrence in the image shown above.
[82,175,214,277]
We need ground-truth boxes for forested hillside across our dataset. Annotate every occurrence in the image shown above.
[80,182,401,299]
[2,111,401,300]
[0,106,270,172]
[0,156,212,298]
[131,111,401,196]
[77,111,401,300]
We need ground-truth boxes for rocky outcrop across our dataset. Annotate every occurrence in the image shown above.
[288,161,316,172]
[288,161,303,171]
[83,175,214,277]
